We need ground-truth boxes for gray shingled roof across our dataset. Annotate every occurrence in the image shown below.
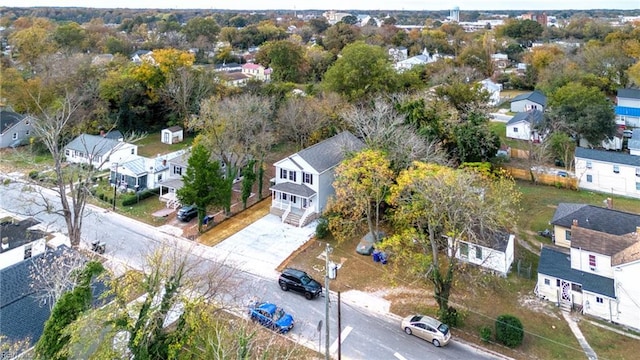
[0,109,25,135]
[551,203,640,235]
[629,131,640,151]
[296,131,365,173]
[269,182,317,198]
[65,134,121,157]
[0,246,109,345]
[575,147,640,167]
[537,246,615,298]
[506,109,544,126]
[0,217,46,254]
[510,90,547,107]
[121,157,147,176]
[617,88,640,100]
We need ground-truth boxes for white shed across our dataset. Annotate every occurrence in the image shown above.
[161,126,184,144]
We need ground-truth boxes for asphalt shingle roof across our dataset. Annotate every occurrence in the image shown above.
[295,131,365,173]
[65,134,121,157]
[0,109,25,135]
[510,90,547,107]
[571,226,637,256]
[575,147,640,167]
[617,88,640,100]
[506,109,544,126]
[269,182,317,198]
[551,203,640,235]
[0,217,46,254]
[537,246,615,298]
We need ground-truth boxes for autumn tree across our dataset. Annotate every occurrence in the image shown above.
[177,142,226,233]
[275,96,331,149]
[181,16,220,44]
[454,113,501,164]
[255,40,307,83]
[547,132,576,172]
[241,159,257,210]
[323,41,398,102]
[322,22,361,54]
[381,163,520,315]
[8,17,56,69]
[327,149,394,243]
[189,94,276,211]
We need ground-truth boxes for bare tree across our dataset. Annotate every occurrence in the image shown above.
[275,96,329,150]
[29,246,87,310]
[342,95,447,170]
[160,67,216,126]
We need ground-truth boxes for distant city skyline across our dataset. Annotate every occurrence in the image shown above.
[1,0,639,11]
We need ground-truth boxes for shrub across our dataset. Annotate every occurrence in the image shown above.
[495,314,524,348]
[480,325,492,343]
[439,306,461,327]
[121,189,158,206]
[29,170,39,180]
[315,218,330,239]
[121,194,137,206]
[98,193,105,201]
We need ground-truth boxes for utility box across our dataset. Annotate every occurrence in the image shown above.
[328,261,338,280]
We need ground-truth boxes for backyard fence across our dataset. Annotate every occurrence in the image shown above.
[510,148,530,159]
[516,259,532,279]
[501,166,578,190]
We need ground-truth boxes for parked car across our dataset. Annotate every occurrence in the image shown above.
[248,301,294,333]
[356,231,386,255]
[401,314,451,347]
[177,205,197,222]
[278,268,322,300]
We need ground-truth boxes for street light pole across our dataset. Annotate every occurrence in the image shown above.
[112,162,119,211]
[324,242,331,360]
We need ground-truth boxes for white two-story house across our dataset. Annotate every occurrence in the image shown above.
[270,131,365,227]
[615,88,640,128]
[574,147,640,199]
[506,109,544,142]
[537,226,640,330]
[65,133,138,171]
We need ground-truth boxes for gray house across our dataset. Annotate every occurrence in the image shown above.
[0,109,34,149]
[510,90,547,113]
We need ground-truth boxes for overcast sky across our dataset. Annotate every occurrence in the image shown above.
[2,0,639,11]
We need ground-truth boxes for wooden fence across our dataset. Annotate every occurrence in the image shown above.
[510,148,530,159]
[502,166,578,190]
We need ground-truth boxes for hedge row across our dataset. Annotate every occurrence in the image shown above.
[121,188,160,206]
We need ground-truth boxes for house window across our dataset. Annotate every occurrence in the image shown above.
[303,172,313,185]
[282,193,287,201]
[12,132,17,140]
[291,196,297,204]
[475,246,482,260]
[513,127,518,133]
[613,165,620,174]
[596,297,603,304]
[24,245,32,259]
[636,182,640,191]
[565,230,571,241]
[289,171,297,182]
[26,130,30,136]
[589,254,596,267]
[175,167,182,176]
[586,175,592,183]
[131,148,135,154]
[280,168,287,179]
[65,149,70,156]
[586,161,592,169]
[460,243,469,257]
[25,119,30,125]
[544,279,550,286]
[571,284,582,292]
[556,279,561,287]
[636,168,640,177]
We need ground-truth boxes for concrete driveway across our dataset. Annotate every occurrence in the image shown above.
[206,214,317,279]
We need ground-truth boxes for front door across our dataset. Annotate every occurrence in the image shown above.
[561,280,571,302]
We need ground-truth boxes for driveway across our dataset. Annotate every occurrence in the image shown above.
[206,214,317,279]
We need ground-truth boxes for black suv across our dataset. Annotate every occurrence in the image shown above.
[177,205,197,222]
[278,268,322,300]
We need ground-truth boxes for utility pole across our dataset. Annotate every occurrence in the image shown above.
[338,291,342,360]
[324,242,331,360]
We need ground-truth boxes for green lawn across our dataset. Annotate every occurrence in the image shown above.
[135,132,195,157]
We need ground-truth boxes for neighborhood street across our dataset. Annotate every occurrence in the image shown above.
[0,175,506,360]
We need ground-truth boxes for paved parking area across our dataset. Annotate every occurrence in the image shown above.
[206,214,317,279]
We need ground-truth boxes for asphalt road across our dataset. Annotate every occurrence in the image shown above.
[0,176,507,360]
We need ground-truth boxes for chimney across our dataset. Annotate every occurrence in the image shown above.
[607,198,613,209]
[572,219,578,227]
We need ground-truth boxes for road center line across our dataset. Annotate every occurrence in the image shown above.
[394,352,408,360]
[329,326,353,354]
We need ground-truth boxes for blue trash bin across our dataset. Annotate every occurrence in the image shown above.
[379,252,388,265]
[372,250,381,262]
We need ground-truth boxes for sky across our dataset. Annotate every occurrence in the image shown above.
[1,0,639,11]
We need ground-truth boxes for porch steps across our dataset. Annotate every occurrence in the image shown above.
[283,212,301,227]
[560,302,572,312]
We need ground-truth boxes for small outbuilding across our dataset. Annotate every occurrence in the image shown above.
[161,126,184,145]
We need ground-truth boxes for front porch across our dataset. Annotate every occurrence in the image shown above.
[269,183,318,227]
[159,178,184,209]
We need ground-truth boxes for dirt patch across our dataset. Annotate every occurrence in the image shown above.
[518,293,559,319]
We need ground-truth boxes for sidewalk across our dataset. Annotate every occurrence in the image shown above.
[562,311,598,360]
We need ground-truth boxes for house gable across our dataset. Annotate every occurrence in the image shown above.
[551,203,640,236]
[294,131,365,174]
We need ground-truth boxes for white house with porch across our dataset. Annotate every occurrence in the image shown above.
[65,133,137,171]
[270,131,365,227]
[447,231,515,277]
[537,215,640,330]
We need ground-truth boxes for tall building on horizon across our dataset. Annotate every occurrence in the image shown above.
[450,6,460,23]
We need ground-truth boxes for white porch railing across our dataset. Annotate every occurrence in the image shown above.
[299,206,314,227]
[282,203,291,223]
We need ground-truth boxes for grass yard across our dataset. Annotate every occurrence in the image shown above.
[0,147,53,173]
[89,182,169,226]
[135,132,195,158]
[578,320,640,360]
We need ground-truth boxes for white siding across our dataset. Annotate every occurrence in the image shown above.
[448,235,514,276]
[583,291,616,322]
[511,99,544,113]
[574,155,640,199]
[617,98,640,108]
[536,275,560,302]
[570,248,614,278]
[506,122,531,140]
[614,261,640,330]
[0,238,46,270]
